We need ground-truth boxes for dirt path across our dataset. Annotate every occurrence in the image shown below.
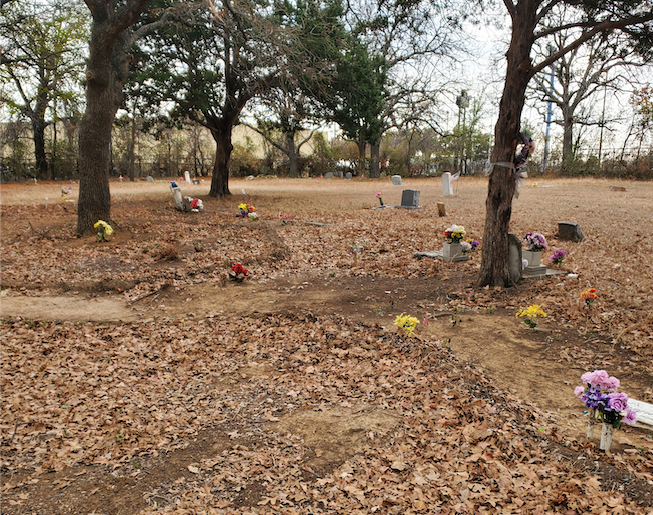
[3,274,652,449]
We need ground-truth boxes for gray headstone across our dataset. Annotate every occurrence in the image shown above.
[345,172,352,179]
[508,233,523,283]
[558,222,584,242]
[325,172,334,179]
[396,189,420,209]
[391,175,402,185]
[146,175,154,182]
[441,172,453,196]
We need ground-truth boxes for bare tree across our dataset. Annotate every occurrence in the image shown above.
[530,11,647,169]
[479,0,653,287]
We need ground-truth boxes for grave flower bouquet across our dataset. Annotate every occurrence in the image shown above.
[237,203,257,220]
[575,370,636,428]
[394,313,419,337]
[94,220,114,242]
[460,239,480,254]
[523,232,548,251]
[229,263,248,282]
[279,213,292,225]
[376,192,384,206]
[580,288,597,306]
[549,249,567,266]
[444,225,466,243]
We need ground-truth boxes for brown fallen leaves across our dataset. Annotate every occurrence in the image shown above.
[2,313,652,513]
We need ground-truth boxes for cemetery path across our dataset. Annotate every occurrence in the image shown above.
[3,273,652,451]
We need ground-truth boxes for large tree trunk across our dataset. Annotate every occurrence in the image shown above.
[285,130,299,178]
[32,117,48,179]
[369,142,380,178]
[478,2,536,287]
[209,123,233,197]
[76,0,151,234]
[77,37,124,233]
[356,139,366,176]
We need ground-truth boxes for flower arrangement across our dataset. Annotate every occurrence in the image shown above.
[549,249,567,266]
[580,288,597,306]
[460,239,480,254]
[237,203,257,219]
[575,370,636,428]
[444,225,466,243]
[279,213,292,225]
[94,220,114,242]
[516,304,546,329]
[523,232,548,251]
[376,192,384,206]
[229,263,248,282]
[394,313,419,337]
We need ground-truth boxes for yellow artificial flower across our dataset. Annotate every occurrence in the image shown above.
[394,313,419,337]
[516,304,547,318]
[238,203,248,210]
[94,220,114,235]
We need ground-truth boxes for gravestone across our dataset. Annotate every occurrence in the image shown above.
[338,171,344,178]
[325,172,334,179]
[146,175,154,182]
[507,233,523,283]
[437,202,446,217]
[395,189,421,209]
[391,175,402,185]
[184,171,191,184]
[345,172,352,179]
[170,184,190,211]
[441,172,453,196]
[558,222,584,242]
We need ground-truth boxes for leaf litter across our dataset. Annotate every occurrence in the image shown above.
[1,178,653,513]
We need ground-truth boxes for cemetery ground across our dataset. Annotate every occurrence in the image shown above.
[1,176,653,514]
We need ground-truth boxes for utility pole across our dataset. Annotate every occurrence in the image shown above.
[542,45,555,172]
[456,90,469,174]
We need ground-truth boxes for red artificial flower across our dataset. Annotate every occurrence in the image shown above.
[232,263,248,276]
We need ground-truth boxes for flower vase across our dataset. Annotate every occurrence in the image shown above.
[600,422,614,451]
[443,242,462,259]
[523,250,542,267]
[586,409,596,439]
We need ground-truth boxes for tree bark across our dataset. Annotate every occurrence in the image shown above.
[478,1,537,287]
[369,142,380,178]
[32,117,48,179]
[356,139,366,176]
[209,122,233,198]
[76,0,150,234]
[285,130,299,178]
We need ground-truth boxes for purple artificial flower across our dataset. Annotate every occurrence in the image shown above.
[624,409,637,426]
[607,392,629,412]
[549,249,567,265]
[470,240,480,250]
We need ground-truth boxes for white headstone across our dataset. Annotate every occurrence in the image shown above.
[391,175,402,185]
[184,171,191,184]
[441,172,453,197]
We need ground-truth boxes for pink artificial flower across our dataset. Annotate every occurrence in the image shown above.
[608,392,629,412]
[603,376,620,392]
[574,386,585,398]
[624,409,637,426]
